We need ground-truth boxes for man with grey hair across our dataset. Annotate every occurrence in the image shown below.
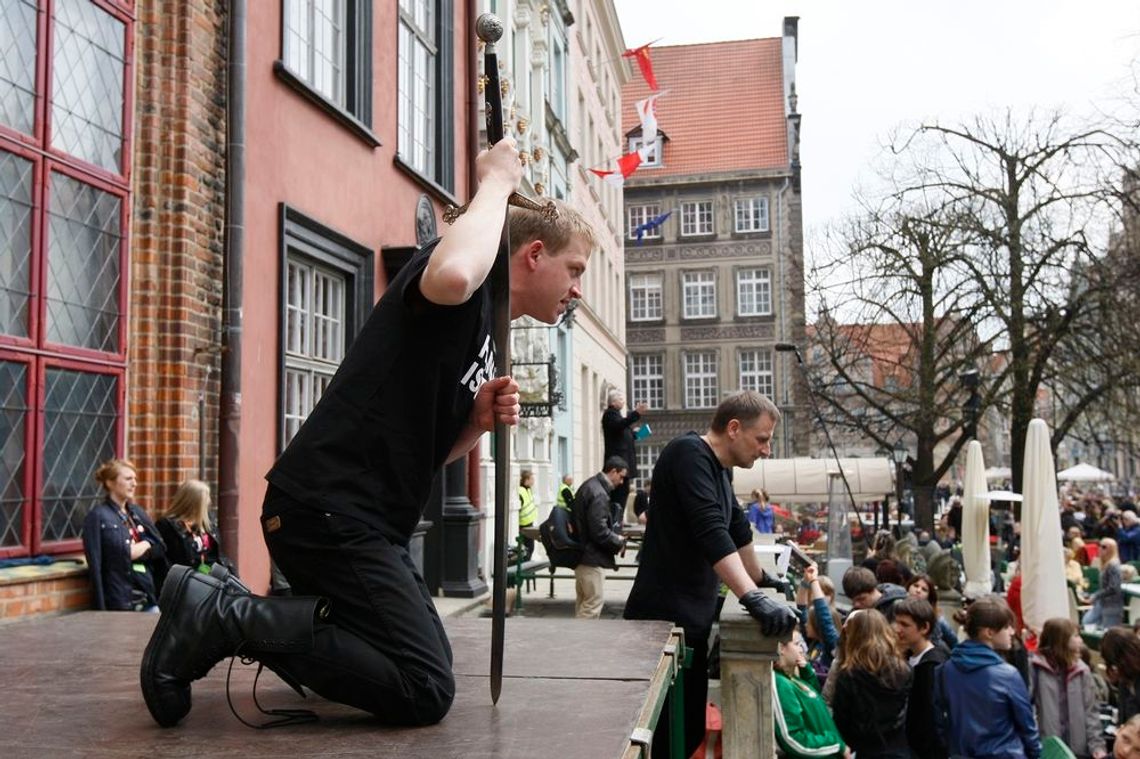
[625,390,798,758]
[601,388,647,521]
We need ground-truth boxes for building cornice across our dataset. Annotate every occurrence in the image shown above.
[625,167,793,190]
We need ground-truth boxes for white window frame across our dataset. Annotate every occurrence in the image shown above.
[734,197,770,233]
[739,348,774,397]
[627,203,662,240]
[631,354,664,410]
[283,257,347,445]
[736,268,772,316]
[684,351,718,409]
[629,273,663,322]
[548,26,567,121]
[398,0,437,177]
[629,135,661,167]
[681,200,713,236]
[284,0,346,106]
[636,443,661,479]
[682,270,717,319]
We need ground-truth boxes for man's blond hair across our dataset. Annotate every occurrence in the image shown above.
[508,200,596,256]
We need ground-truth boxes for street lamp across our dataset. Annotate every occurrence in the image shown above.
[892,440,908,526]
[875,445,891,532]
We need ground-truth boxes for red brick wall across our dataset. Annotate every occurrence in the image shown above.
[129,1,228,516]
[0,572,90,620]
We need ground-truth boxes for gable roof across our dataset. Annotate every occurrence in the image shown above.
[620,38,788,180]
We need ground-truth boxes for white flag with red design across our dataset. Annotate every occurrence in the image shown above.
[635,92,666,144]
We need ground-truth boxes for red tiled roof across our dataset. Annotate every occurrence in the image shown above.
[620,38,788,180]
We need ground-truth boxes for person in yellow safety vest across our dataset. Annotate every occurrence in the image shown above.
[518,469,538,559]
[556,474,574,511]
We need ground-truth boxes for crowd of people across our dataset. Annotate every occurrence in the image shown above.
[774,567,1140,759]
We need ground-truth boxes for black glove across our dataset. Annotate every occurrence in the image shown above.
[739,589,799,637]
[756,570,792,597]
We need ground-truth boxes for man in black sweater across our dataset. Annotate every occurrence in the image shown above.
[624,390,798,758]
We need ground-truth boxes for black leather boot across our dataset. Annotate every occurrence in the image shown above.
[140,565,328,727]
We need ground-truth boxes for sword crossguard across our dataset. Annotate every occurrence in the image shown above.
[443,192,558,224]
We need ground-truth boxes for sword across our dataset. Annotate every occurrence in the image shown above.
[476,11,510,706]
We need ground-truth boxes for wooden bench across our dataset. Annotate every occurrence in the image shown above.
[500,537,550,611]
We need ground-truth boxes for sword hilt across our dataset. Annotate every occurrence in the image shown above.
[443,192,558,224]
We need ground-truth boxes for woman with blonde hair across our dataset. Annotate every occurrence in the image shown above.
[81,458,167,611]
[1084,537,1124,628]
[157,479,225,576]
[830,608,913,757]
[1029,617,1107,758]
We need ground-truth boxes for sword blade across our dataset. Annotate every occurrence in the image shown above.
[479,13,510,705]
[490,225,510,705]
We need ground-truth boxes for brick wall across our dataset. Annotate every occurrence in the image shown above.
[0,570,90,621]
[130,1,228,515]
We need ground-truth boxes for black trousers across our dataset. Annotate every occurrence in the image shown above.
[261,487,454,725]
[652,629,709,759]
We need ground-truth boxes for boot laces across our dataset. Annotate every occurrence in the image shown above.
[223,644,318,729]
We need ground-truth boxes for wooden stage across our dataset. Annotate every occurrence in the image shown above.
[0,612,678,758]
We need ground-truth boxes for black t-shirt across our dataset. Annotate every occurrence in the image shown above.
[266,240,494,545]
[624,432,752,633]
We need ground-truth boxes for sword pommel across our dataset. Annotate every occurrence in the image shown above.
[475,13,503,45]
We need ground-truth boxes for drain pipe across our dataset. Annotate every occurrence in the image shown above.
[218,0,247,569]
[465,0,482,510]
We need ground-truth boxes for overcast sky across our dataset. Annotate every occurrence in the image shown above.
[613,0,1140,238]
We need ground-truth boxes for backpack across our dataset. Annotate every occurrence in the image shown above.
[539,504,582,569]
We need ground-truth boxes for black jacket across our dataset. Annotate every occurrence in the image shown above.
[907,645,950,758]
[574,472,624,569]
[601,406,640,479]
[832,666,913,758]
[81,499,167,611]
[154,518,230,592]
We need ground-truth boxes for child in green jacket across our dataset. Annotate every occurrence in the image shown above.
[773,629,850,759]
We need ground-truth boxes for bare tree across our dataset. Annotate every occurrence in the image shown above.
[902,113,1139,491]
[809,110,1140,529]
[810,201,1003,532]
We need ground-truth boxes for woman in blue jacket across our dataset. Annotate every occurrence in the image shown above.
[934,595,1042,758]
[81,459,166,611]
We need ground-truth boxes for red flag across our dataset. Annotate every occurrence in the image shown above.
[622,43,658,91]
[589,151,643,186]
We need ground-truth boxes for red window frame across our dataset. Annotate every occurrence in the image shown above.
[0,0,134,558]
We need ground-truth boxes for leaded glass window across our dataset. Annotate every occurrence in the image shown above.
[51,0,126,172]
[46,173,122,352]
[0,0,38,135]
[0,361,27,547]
[41,367,117,544]
[0,150,34,338]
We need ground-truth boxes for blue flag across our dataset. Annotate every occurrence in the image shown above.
[634,210,672,245]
